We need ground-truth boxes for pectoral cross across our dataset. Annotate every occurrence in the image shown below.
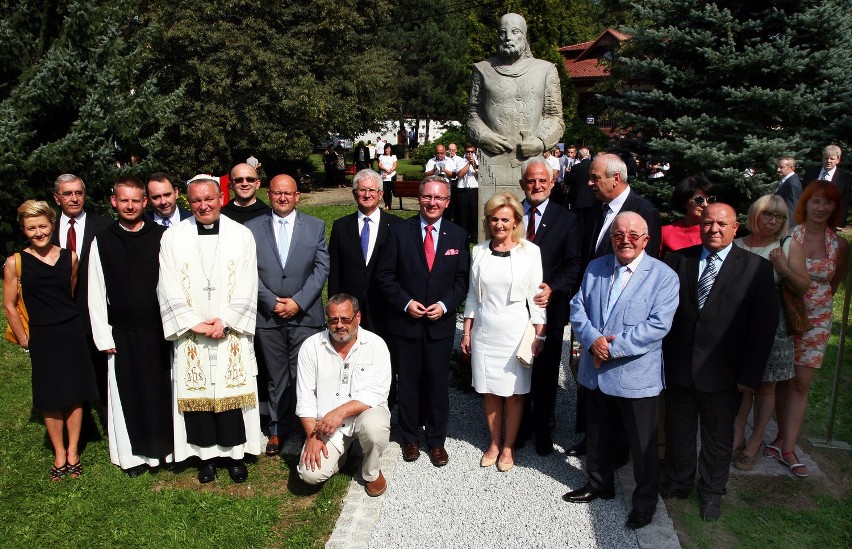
[203,282,215,300]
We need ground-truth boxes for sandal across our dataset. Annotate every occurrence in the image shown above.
[762,444,782,461]
[49,464,66,482]
[733,451,757,471]
[781,452,809,477]
[66,460,83,479]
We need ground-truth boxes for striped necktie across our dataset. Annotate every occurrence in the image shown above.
[697,253,718,309]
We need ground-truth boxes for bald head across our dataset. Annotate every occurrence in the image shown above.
[700,203,739,252]
[230,163,261,205]
[268,174,300,217]
[610,211,650,264]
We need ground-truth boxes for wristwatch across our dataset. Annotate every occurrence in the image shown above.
[534,334,546,341]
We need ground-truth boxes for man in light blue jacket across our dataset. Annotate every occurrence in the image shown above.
[565,212,679,530]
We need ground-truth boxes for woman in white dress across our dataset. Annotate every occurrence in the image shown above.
[461,192,546,472]
[378,144,397,210]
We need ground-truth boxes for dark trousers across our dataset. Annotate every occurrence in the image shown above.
[453,187,479,243]
[522,324,565,437]
[255,324,320,438]
[586,388,660,512]
[664,385,741,499]
[394,332,452,448]
[382,180,394,208]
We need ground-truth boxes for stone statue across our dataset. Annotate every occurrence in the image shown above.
[467,13,565,214]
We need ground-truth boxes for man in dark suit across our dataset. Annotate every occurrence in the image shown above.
[804,144,852,228]
[375,176,470,467]
[569,152,662,456]
[565,147,593,218]
[516,159,582,455]
[51,173,112,426]
[245,174,329,456]
[328,169,402,399]
[662,203,778,521]
[775,156,802,228]
[145,172,192,227]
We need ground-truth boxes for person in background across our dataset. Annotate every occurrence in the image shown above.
[661,176,715,256]
[378,144,397,211]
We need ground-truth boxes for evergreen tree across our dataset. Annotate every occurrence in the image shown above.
[0,0,180,252]
[603,0,852,212]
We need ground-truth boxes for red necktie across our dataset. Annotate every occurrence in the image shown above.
[424,225,435,271]
[67,218,77,253]
[526,207,538,241]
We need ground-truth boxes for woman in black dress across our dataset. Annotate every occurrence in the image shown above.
[3,200,98,481]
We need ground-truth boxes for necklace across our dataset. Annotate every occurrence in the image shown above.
[197,235,221,301]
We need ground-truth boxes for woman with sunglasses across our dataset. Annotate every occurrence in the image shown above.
[769,181,849,477]
[731,195,809,470]
[660,176,715,256]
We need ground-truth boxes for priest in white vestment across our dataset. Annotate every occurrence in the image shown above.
[157,175,261,484]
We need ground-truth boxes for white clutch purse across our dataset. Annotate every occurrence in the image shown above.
[516,320,536,367]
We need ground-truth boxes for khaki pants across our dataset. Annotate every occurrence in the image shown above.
[297,406,390,484]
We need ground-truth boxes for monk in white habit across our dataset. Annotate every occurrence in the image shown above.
[157,175,261,484]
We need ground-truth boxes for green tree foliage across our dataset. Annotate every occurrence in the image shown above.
[0,0,180,252]
[146,0,397,178]
[603,0,852,211]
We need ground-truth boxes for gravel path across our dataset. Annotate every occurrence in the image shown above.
[327,324,681,549]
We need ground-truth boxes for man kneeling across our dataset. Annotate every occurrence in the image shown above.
[296,294,391,496]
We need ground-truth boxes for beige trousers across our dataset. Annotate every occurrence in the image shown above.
[297,406,390,484]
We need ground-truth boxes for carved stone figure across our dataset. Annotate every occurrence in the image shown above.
[467,12,565,228]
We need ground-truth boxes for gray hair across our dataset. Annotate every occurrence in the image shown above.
[54,174,85,193]
[352,169,382,190]
[326,293,360,315]
[823,144,842,158]
[596,153,628,183]
[419,175,451,196]
[778,156,796,169]
[521,156,549,176]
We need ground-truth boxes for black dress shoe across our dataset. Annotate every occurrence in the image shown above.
[566,439,586,457]
[659,484,691,500]
[562,482,615,503]
[124,465,147,478]
[226,459,248,483]
[698,493,722,522]
[198,461,216,484]
[535,435,554,456]
[625,508,655,529]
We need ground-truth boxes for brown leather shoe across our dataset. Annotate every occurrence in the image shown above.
[265,435,281,456]
[429,446,449,467]
[402,442,420,462]
[365,471,387,497]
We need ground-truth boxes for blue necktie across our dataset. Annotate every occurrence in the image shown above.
[361,217,371,261]
[697,253,718,309]
[162,218,170,227]
[278,219,289,268]
[605,264,629,322]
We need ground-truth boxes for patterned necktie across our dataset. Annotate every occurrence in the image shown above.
[605,264,629,322]
[424,225,435,271]
[821,169,831,181]
[360,217,371,261]
[593,205,611,253]
[162,218,170,227]
[67,218,77,253]
[277,219,290,268]
[526,207,538,241]
[697,253,718,309]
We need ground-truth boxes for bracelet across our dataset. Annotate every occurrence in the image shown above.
[534,335,547,341]
[463,333,471,337]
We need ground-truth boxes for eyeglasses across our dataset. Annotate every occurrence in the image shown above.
[761,211,787,222]
[58,190,84,198]
[419,195,449,203]
[269,190,298,198]
[691,195,717,206]
[356,188,380,195]
[327,316,355,325]
[611,232,647,242]
[232,177,259,184]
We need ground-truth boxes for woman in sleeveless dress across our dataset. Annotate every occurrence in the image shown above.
[731,195,809,470]
[461,193,546,472]
[3,200,98,481]
[769,182,849,477]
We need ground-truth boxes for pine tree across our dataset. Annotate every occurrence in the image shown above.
[603,0,852,212]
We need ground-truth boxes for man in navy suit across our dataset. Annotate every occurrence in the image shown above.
[245,174,329,456]
[775,156,802,228]
[516,159,582,455]
[146,172,192,227]
[566,212,679,530]
[375,176,470,467]
[328,170,402,399]
[662,203,777,521]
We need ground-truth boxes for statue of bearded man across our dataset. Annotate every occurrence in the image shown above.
[467,13,565,195]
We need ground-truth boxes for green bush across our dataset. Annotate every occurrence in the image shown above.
[410,127,468,166]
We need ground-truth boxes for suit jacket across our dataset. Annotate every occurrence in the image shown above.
[52,211,112,333]
[566,157,594,209]
[804,166,852,221]
[245,212,330,329]
[663,244,779,392]
[775,173,802,227]
[581,189,662,270]
[374,216,470,339]
[327,210,402,332]
[524,200,581,330]
[570,253,679,398]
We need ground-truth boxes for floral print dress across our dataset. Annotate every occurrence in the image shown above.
[792,225,839,368]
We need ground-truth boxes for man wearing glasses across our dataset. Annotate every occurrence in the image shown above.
[246,174,330,457]
[375,176,470,467]
[566,212,679,530]
[221,163,271,224]
[328,170,401,399]
[295,294,391,497]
